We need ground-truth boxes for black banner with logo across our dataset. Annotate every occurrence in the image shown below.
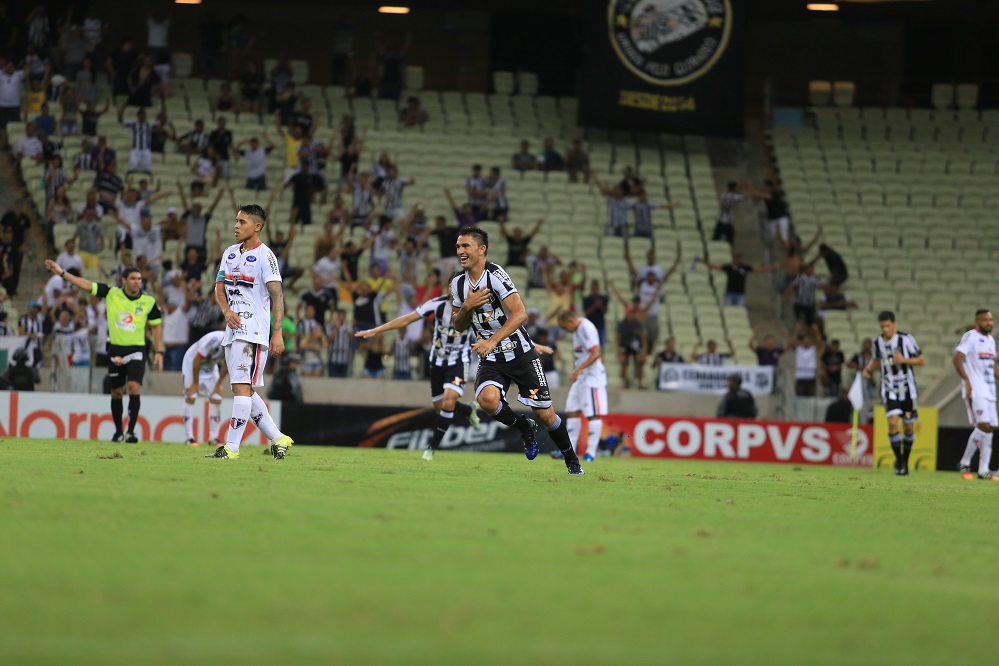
[280,403,561,454]
[578,0,750,137]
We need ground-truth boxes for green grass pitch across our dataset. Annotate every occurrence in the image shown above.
[0,439,994,665]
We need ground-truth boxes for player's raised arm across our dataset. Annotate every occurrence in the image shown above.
[44,259,94,293]
[356,311,421,339]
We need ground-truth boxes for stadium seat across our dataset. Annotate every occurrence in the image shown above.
[832,81,856,108]
[956,84,979,110]
[518,72,539,96]
[492,71,515,95]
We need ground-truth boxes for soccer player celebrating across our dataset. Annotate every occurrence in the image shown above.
[355,281,483,461]
[953,309,999,481]
[208,203,294,460]
[450,227,584,475]
[181,329,229,447]
[862,310,925,475]
[557,309,607,463]
[44,259,163,442]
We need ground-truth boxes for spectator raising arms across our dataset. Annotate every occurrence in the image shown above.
[499,217,543,267]
[614,301,647,390]
[692,338,736,366]
[749,325,788,367]
[700,253,779,307]
[591,170,630,237]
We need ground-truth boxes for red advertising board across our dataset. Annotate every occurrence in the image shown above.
[602,414,873,467]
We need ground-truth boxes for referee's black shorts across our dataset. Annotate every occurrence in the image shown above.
[107,344,147,388]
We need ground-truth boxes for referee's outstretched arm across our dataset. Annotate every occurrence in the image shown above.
[44,259,94,293]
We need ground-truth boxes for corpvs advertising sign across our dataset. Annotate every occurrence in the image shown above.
[603,414,873,467]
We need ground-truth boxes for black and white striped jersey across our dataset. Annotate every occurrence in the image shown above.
[489,177,507,210]
[717,191,744,224]
[124,120,155,150]
[606,195,630,230]
[392,335,413,375]
[791,274,821,307]
[326,322,353,366]
[466,176,486,206]
[414,295,473,366]
[352,184,373,218]
[631,200,660,235]
[450,262,534,363]
[380,177,407,211]
[871,332,921,401]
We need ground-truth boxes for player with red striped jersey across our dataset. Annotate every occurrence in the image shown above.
[954,309,999,481]
[557,309,608,462]
[209,202,294,460]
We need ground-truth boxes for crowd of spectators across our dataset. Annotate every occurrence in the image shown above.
[0,4,878,409]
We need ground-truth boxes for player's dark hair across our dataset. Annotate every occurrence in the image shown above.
[459,227,488,251]
[877,310,896,323]
[122,266,142,280]
[976,308,990,317]
[238,203,267,225]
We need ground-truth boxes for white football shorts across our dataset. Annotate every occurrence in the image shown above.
[565,382,608,419]
[965,395,998,427]
[224,340,268,388]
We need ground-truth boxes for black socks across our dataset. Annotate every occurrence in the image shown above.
[111,397,123,435]
[127,395,141,434]
[430,410,454,451]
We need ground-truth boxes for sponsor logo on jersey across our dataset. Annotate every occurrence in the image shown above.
[246,255,257,263]
[532,357,547,386]
[495,340,520,353]
[228,253,236,260]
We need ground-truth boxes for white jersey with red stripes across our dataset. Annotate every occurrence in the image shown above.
[571,317,607,387]
[956,328,997,401]
[216,241,282,348]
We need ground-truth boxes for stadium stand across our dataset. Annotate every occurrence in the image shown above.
[14,68,749,389]
[768,102,999,388]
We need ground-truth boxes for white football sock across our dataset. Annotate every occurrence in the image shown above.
[587,419,603,458]
[183,402,195,440]
[565,417,582,454]
[226,395,252,453]
[209,402,222,441]
[978,430,994,477]
[250,392,282,443]
[960,429,982,468]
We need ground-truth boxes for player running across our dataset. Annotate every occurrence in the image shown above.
[862,310,925,476]
[45,259,163,443]
[208,203,294,460]
[182,330,229,447]
[557,309,608,462]
[355,281,483,461]
[450,227,584,475]
[953,309,999,481]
